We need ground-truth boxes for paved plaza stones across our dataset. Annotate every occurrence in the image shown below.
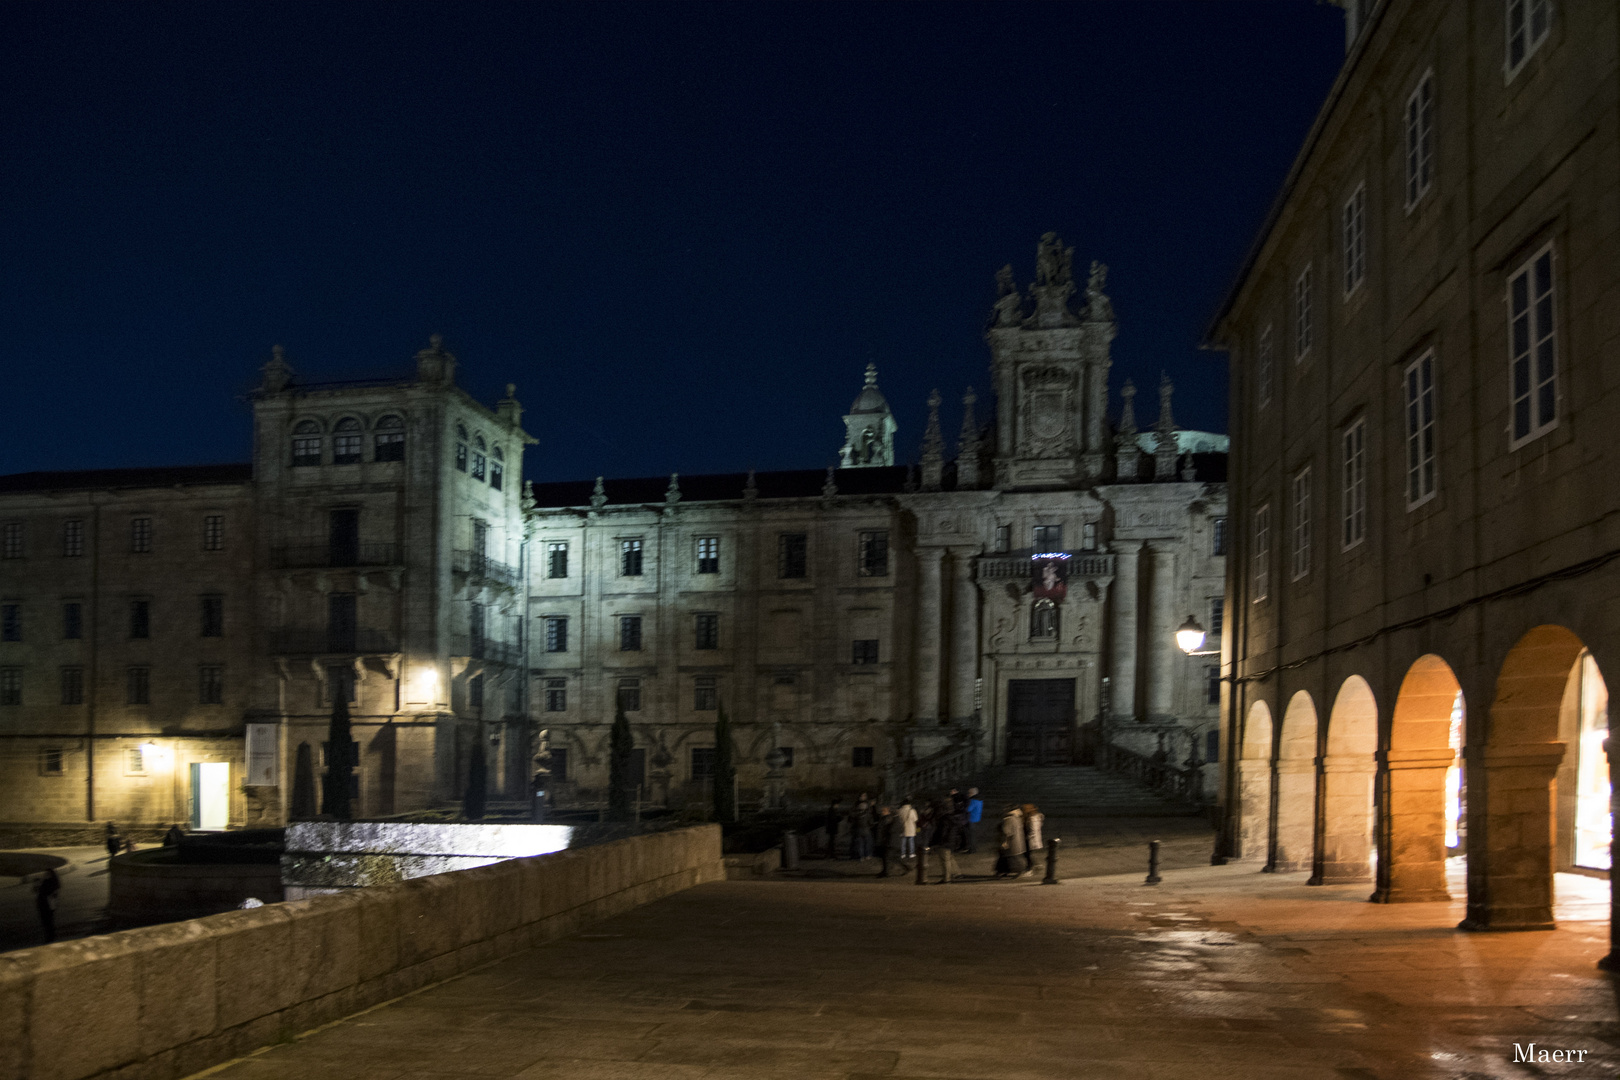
[196,828,1616,1080]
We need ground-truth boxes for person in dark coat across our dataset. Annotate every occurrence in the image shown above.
[875,806,896,876]
[825,797,844,857]
[34,868,60,943]
[104,822,121,859]
[851,794,875,861]
[931,797,961,882]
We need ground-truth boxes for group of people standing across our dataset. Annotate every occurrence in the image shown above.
[823,789,1045,882]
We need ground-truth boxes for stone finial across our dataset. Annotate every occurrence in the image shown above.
[590,476,607,511]
[743,468,758,501]
[821,466,838,501]
[919,389,944,492]
[1115,379,1141,482]
[956,387,981,490]
[863,362,878,387]
[1153,372,1180,481]
[260,344,293,394]
[497,383,522,427]
[665,473,682,506]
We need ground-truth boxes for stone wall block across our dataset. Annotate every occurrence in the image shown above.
[211,904,297,1031]
[286,892,362,1001]
[515,853,549,923]
[26,935,142,1080]
[127,919,219,1059]
[0,954,32,1080]
[356,885,402,981]
[395,873,459,967]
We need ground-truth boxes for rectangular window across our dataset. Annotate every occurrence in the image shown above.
[454,443,468,472]
[199,665,224,705]
[851,639,879,664]
[471,452,486,481]
[694,676,718,711]
[1404,351,1437,506]
[200,595,224,638]
[126,746,146,775]
[694,612,719,650]
[548,747,569,781]
[0,668,20,706]
[1506,0,1551,77]
[1291,467,1312,581]
[374,431,405,462]
[471,520,488,557]
[1206,667,1222,706]
[469,672,484,709]
[691,746,716,781]
[202,515,223,551]
[1210,598,1224,640]
[1207,729,1220,764]
[1294,265,1313,361]
[543,677,566,712]
[617,677,641,712]
[1343,183,1366,295]
[131,516,152,554]
[1030,602,1058,639]
[1,604,19,642]
[544,616,568,653]
[490,459,503,491]
[696,537,719,574]
[994,525,1011,553]
[547,542,569,579]
[1256,325,1274,409]
[851,746,874,768]
[1342,419,1367,550]
[1081,522,1097,551]
[62,602,81,640]
[127,666,150,706]
[1508,244,1557,447]
[327,593,357,652]
[619,615,642,652]
[1032,524,1063,551]
[333,433,362,465]
[325,664,356,704]
[620,539,643,577]
[129,599,150,639]
[292,437,322,467]
[1253,505,1271,603]
[1212,517,1227,556]
[778,533,808,579]
[40,747,62,774]
[1405,71,1434,209]
[63,519,84,558]
[60,667,83,706]
[858,531,889,577]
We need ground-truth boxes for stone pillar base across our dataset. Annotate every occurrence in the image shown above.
[1369,884,1452,903]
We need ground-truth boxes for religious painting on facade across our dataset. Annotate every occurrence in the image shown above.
[1031,552,1069,603]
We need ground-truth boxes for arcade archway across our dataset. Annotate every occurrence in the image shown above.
[1274,691,1317,872]
[1237,699,1273,861]
[1375,654,1461,903]
[1318,676,1377,884]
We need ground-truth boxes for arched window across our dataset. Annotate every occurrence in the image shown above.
[489,446,504,491]
[291,420,322,468]
[473,435,486,450]
[454,423,468,473]
[374,415,405,462]
[332,417,362,465]
[470,435,487,481]
[1030,599,1058,639]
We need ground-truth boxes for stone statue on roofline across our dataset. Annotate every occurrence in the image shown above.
[1086,259,1115,324]
[1035,232,1074,288]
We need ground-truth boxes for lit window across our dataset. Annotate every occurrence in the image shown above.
[858,531,889,577]
[61,667,83,706]
[778,533,807,578]
[1,604,19,642]
[543,677,566,712]
[126,746,146,775]
[374,415,406,462]
[291,420,322,467]
[62,519,83,558]
[1343,183,1366,296]
[1404,351,1437,506]
[1253,505,1270,603]
[1256,325,1273,409]
[547,542,569,579]
[694,612,719,650]
[619,615,642,652]
[1291,466,1312,581]
[1342,419,1366,549]
[694,676,718,711]
[200,595,224,638]
[852,638,880,664]
[617,677,641,712]
[333,418,362,465]
[696,536,719,574]
[0,668,20,706]
[1030,601,1058,639]
[620,539,643,577]
[127,666,150,706]
[202,515,223,551]
[1405,71,1434,209]
[1212,517,1227,556]
[544,616,568,653]
[852,746,874,768]
[1506,0,1551,78]
[130,517,152,554]
[1508,244,1557,447]
[1294,265,1313,361]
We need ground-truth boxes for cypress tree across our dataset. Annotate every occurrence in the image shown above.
[321,687,353,820]
[608,707,635,821]
[713,699,737,823]
[290,741,317,819]
[463,738,488,820]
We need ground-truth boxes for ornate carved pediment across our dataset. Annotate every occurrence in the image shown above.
[1017,365,1077,456]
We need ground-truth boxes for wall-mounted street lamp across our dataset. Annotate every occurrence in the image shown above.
[1176,615,1219,657]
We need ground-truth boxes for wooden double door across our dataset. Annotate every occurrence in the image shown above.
[1005,679,1077,766]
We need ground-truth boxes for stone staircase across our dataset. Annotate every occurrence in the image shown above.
[968,765,1199,818]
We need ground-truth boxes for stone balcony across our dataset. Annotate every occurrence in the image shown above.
[976,550,1115,581]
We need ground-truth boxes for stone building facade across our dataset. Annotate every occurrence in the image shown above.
[1206,0,1618,952]
[0,337,532,834]
[527,235,1229,807]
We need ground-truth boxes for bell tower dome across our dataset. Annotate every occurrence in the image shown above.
[838,363,898,467]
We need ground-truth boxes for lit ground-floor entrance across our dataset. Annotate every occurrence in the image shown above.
[189,761,230,831]
[1005,678,1075,766]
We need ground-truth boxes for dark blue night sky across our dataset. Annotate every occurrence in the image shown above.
[0,1,1343,482]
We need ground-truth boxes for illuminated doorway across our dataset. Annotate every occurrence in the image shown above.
[189,761,230,831]
[1573,651,1610,871]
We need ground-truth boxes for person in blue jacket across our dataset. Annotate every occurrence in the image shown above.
[963,787,984,854]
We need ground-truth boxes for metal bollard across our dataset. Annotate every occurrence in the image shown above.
[1041,837,1062,885]
[781,829,800,871]
[916,845,929,885]
[1144,839,1162,885]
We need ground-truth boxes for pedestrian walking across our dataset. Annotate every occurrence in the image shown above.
[104,822,121,859]
[34,867,60,943]
[932,796,960,883]
[1023,803,1045,873]
[897,797,919,860]
[825,796,844,858]
[998,804,1027,878]
[875,806,896,876]
[852,794,875,861]
[964,787,984,854]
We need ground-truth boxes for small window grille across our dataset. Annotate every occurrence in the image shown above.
[691,746,716,780]
[202,515,224,551]
[1,604,20,642]
[543,678,566,712]
[617,678,641,712]
[0,668,20,706]
[851,638,879,664]
[620,539,643,577]
[471,452,486,481]
[694,676,718,711]
[547,543,569,578]
[857,531,889,577]
[199,665,225,704]
[131,517,152,554]
[694,612,719,650]
[696,536,719,574]
[127,666,150,706]
[126,746,146,775]
[63,519,84,557]
[544,616,568,653]
[1210,599,1224,640]
[619,615,642,652]
[777,533,808,578]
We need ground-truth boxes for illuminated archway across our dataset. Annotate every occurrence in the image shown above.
[1274,691,1317,872]
[1374,654,1461,903]
[1237,699,1273,861]
[1318,676,1377,884]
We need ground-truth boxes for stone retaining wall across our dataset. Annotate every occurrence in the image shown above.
[0,824,723,1080]
[108,850,285,927]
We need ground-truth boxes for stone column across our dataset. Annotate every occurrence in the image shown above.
[948,552,979,722]
[1146,544,1177,721]
[1461,742,1565,930]
[1371,748,1454,903]
[1235,759,1271,861]
[1109,545,1139,721]
[1316,755,1375,883]
[914,548,944,724]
